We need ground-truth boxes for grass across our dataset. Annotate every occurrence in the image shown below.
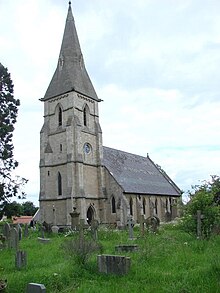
[1,224,220,292]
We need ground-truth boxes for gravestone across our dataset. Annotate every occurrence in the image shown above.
[69,209,80,230]
[196,210,204,239]
[127,216,135,240]
[79,219,89,246]
[17,224,22,241]
[24,224,29,237]
[3,222,10,240]
[26,283,46,293]
[10,227,19,250]
[139,215,146,236]
[115,244,138,252]
[51,225,59,234]
[0,234,6,249]
[98,254,131,275]
[15,250,27,269]
[91,219,99,241]
[146,216,160,233]
[37,237,50,244]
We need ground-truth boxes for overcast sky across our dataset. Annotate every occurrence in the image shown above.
[0,0,220,206]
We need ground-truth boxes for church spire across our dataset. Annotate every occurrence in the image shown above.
[42,3,99,101]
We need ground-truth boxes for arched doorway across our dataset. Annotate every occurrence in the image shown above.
[87,206,94,225]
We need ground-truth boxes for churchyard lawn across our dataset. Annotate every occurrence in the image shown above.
[0,223,220,292]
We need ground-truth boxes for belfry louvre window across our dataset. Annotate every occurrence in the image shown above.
[58,172,62,196]
[83,104,89,127]
[58,106,62,126]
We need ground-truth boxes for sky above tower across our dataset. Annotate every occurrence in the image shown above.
[0,0,220,205]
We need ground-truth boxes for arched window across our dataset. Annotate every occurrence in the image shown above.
[143,198,146,215]
[111,196,116,213]
[83,104,89,127]
[58,172,62,196]
[58,106,62,126]
[155,198,158,215]
[129,198,133,216]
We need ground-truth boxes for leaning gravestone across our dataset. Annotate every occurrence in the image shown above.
[98,254,131,275]
[15,250,27,269]
[26,283,46,293]
[10,227,19,250]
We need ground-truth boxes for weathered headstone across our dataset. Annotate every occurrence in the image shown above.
[146,216,160,233]
[17,224,22,241]
[127,216,135,240]
[196,210,204,239]
[10,227,19,250]
[79,219,89,245]
[51,225,59,234]
[115,244,138,252]
[91,219,99,241]
[139,215,146,236]
[15,250,27,269]
[26,283,46,293]
[98,254,131,275]
[0,234,6,249]
[24,224,29,237]
[69,209,80,230]
[3,222,10,240]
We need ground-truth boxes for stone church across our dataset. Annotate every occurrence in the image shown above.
[39,3,181,228]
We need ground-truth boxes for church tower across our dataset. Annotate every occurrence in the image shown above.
[39,2,105,226]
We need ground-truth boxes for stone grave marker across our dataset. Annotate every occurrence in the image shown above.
[26,283,46,293]
[69,209,80,230]
[146,216,160,233]
[91,219,99,241]
[139,215,146,237]
[79,219,89,245]
[3,222,10,241]
[17,224,22,241]
[51,225,59,234]
[127,216,135,240]
[24,224,29,237]
[196,210,204,239]
[98,254,131,275]
[0,234,6,249]
[10,227,19,250]
[15,250,27,269]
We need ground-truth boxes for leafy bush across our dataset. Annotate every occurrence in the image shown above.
[62,235,103,266]
[181,176,220,238]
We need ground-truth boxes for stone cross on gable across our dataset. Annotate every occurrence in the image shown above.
[127,216,135,240]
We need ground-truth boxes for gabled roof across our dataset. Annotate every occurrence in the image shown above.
[103,146,181,196]
[13,216,33,225]
[42,2,99,101]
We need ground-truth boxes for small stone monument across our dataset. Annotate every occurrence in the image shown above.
[17,224,22,241]
[10,227,19,250]
[3,222,10,240]
[51,226,59,234]
[15,250,27,269]
[24,224,29,237]
[98,254,131,275]
[91,219,99,241]
[127,216,135,240]
[69,209,80,230]
[26,283,46,293]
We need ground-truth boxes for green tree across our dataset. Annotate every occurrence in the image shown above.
[0,200,23,219]
[181,175,220,238]
[0,63,27,204]
[22,201,38,216]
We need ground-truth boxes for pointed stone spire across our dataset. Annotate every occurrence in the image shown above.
[42,3,99,101]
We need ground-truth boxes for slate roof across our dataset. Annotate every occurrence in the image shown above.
[103,146,181,196]
[42,3,99,101]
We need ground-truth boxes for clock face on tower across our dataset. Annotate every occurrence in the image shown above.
[83,143,91,154]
